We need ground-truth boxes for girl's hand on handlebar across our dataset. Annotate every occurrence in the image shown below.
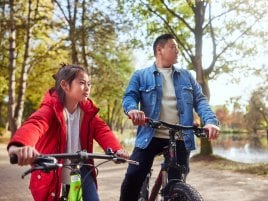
[127,110,146,126]
[115,149,129,160]
[203,124,220,140]
[8,145,40,166]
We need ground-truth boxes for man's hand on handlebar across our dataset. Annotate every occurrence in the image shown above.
[8,145,39,166]
[127,110,146,126]
[203,124,220,140]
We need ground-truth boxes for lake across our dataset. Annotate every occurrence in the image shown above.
[194,132,268,164]
[124,132,268,164]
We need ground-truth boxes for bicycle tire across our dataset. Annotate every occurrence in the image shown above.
[165,182,203,201]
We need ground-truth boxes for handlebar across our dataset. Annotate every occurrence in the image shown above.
[10,149,139,178]
[145,117,208,138]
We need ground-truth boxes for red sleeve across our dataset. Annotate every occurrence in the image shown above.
[7,105,54,149]
[90,115,122,152]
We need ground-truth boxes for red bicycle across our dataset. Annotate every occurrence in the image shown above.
[138,118,207,201]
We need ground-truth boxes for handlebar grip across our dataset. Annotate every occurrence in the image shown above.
[204,128,209,135]
[128,115,150,122]
[144,117,149,123]
[10,154,18,164]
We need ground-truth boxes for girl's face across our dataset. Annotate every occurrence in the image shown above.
[62,71,91,104]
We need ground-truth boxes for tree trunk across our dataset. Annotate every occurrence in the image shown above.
[15,0,33,129]
[81,0,89,73]
[194,1,213,155]
[8,0,17,136]
[68,0,79,64]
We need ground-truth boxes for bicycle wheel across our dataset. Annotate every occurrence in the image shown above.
[165,182,203,201]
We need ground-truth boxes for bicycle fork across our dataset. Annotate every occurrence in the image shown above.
[148,163,169,201]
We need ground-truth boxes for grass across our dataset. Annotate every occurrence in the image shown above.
[191,154,268,176]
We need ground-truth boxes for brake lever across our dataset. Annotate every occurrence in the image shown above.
[21,157,62,179]
[105,147,139,165]
[112,156,139,165]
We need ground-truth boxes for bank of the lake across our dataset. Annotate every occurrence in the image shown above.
[191,154,268,176]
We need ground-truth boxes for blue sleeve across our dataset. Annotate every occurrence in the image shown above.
[122,71,141,114]
[189,72,219,126]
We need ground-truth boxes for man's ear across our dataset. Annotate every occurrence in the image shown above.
[156,45,162,56]
[60,80,69,92]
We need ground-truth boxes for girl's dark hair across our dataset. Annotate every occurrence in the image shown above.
[52,64,86,103]
[153,33,175,56]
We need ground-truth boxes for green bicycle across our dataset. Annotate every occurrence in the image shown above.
[10,149,139,201]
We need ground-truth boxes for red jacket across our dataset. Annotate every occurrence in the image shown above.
[8,89,122,201]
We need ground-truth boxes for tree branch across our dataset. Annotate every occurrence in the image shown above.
[142,1,193,61]
[160,0,194,32]
[204,1,216,75]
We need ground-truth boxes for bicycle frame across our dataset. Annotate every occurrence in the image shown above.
[10,149,139,201]
[139,118,207,201]
[148,129,185,201]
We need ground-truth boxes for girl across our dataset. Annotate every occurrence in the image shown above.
[7,64,129,201]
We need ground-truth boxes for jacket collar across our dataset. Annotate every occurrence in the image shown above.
[149,63,181,74]
[42,89,99,121]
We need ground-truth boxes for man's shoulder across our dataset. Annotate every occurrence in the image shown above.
[173,66,192,76]
[134,65,155,76]
[135,64,154,71]
[173,65,187,72]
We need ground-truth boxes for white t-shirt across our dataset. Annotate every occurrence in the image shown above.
[62,106,81,184]
[154,67,179,139]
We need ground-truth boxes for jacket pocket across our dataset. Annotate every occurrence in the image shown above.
[139,86,157,106]
[182,86,193,104]
[30,170,55,200]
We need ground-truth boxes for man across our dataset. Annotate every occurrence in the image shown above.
[120,33,220,201]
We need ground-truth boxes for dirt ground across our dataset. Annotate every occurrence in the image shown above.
[0,143,267,201]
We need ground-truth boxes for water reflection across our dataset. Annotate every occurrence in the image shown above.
[195,132,268,164]
[124,132,268,164]
[211,146,268,163]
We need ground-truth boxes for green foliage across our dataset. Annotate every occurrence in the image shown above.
[1,0,136,132]
[90,41,134,129]
[244,85,268,133]
[119,0,267,77]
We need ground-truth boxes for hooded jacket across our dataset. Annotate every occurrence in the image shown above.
[8,89,122,201]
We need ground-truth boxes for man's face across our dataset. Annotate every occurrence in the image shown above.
[158,39,179,66]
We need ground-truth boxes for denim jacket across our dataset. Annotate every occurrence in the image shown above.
[123,64,219,151]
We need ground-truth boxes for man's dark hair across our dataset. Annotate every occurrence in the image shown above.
[153,33,175,56]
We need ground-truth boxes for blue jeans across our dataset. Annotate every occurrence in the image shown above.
[80,166,100,201]
[120,138,190,201]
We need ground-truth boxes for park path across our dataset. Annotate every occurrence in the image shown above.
[0,143,267,201]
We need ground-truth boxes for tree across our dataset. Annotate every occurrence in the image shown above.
[1,0,68,135]
[245,86,268,134]
[53,0,135,129]
[7,0,17,135]
[118,0,267,155]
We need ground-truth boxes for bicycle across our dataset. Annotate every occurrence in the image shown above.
[138,118,208,201]
[10,148,139,201]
